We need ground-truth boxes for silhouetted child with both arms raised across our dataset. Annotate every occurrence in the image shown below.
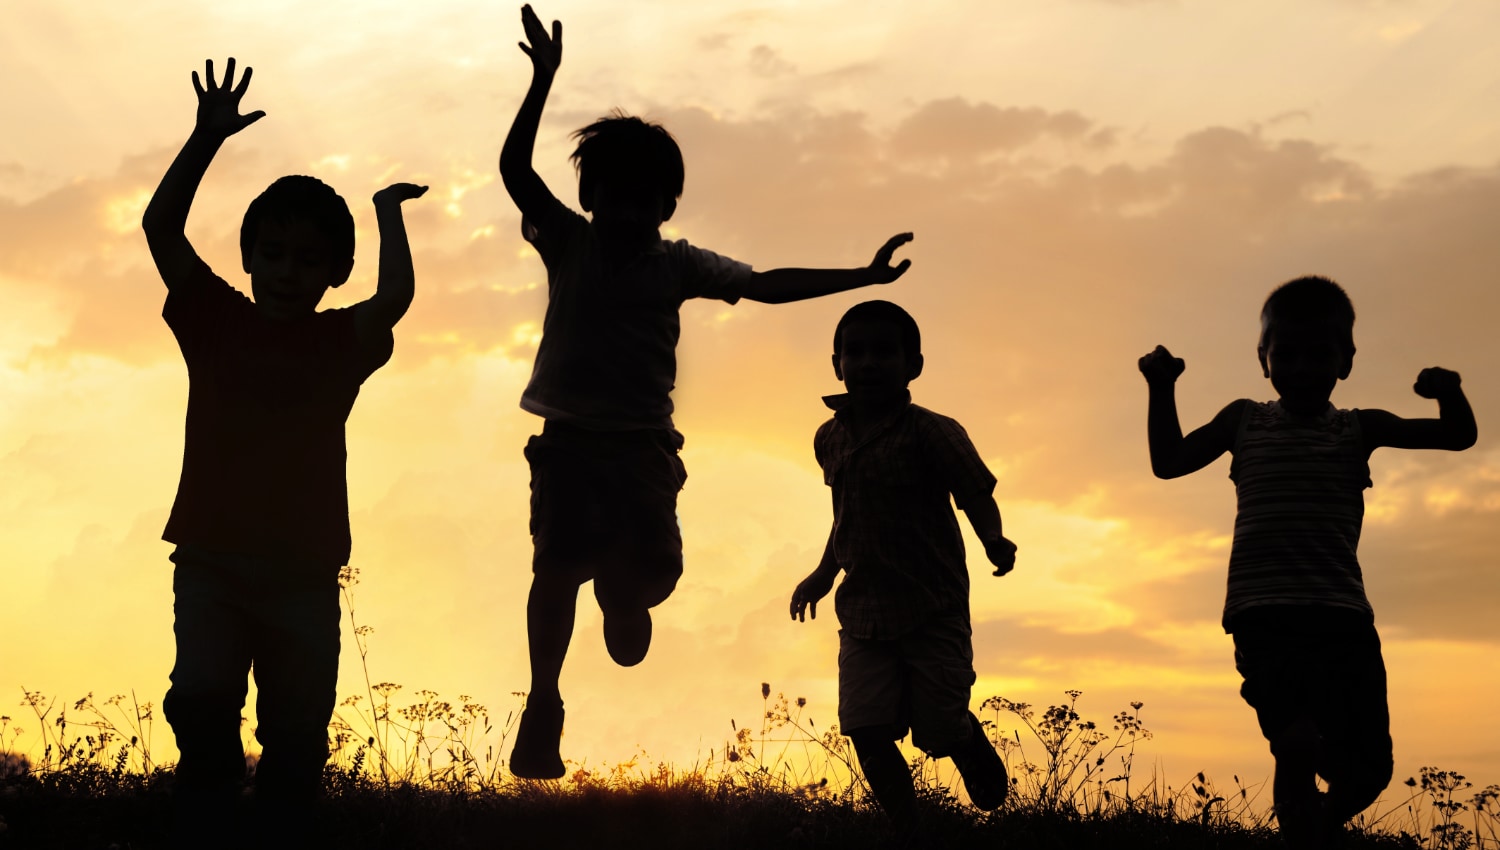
[142,59,426,848]
[791,301,1017,839]
[500,4,915,779]
[1140,277,1477,850]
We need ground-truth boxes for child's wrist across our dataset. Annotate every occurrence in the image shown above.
[981,535,1009,553]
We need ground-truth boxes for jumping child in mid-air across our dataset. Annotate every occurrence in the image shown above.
[500,4,914,779]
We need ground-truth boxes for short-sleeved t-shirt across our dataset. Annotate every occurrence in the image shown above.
[519,197,751,431]
[162,259,391,565]
[817,394,998,640]
[1223,400,1374,632]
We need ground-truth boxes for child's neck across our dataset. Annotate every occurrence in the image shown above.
[844,391,908,436]
[594,219,660,264]
[1278,396,1333,418]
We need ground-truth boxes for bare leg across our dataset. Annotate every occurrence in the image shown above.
[526,572,581,703]
[1271,719,1324,850]
[511,572,581,779]
[849,729,916,835]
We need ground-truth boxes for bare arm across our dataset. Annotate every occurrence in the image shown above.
[790,528,841,622]
[964,494,1017,577]
[742,233,913,304]
[498,4,565,223]
[961,494,1018,577]
[1140,345,1242,479]
[355,183,429,344]
[141,58,265,289]
[1359,367,1478,452]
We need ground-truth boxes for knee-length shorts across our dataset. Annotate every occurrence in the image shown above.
[525,422,688,611]
[837,612,975,756]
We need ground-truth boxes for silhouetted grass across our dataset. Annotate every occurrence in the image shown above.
[2,573,1494,848]
[4,681,1494,849]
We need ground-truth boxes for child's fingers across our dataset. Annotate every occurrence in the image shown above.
[880,232,914,257]
[233,64,254,96]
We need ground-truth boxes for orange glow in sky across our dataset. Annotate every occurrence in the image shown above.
[3,0,1499,801]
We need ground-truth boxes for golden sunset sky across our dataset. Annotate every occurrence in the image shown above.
[3,0,1499,804]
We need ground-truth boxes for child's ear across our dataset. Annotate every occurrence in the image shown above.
[661,197,677,223]
[328,256,355,289]
[1257,345,1270,379]
[578,186,593,213]
[906,353,924,382]
[831,352,844,382]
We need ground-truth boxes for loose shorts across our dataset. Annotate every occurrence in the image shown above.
[1231,607,1392,779]
[837,611,975,756]
[525,421,687,611]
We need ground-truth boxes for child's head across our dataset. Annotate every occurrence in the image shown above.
[570,113,684,229]
[240,175,355,319]
[832,300,924,400]
[1258,275,1356,413]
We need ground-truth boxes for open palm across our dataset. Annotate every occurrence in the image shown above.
[192,57,265,138]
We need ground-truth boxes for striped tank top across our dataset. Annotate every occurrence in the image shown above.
[1223,400,1374,631]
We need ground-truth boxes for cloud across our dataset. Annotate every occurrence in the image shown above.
[6,95,1500,785]
[748,45,796,78]
[891,98,1109,160]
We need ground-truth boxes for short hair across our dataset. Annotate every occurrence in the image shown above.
[833,300,922,359]
[570,112,685,207]
[240,175,355,266]
[1260,275,1356,357]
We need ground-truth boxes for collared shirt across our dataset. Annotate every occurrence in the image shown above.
[817,392,997,639]
[519,195,752,431]
[1224,400,1374,632]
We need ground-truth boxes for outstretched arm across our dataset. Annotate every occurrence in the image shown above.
[142,58,266,289]
[790,529,840,622]
[962,494,1018,577]
[1359,367,1478,452]
[1139,345,1241,479]
[355,183,429,345]
[742,233,913,304]
[498,4,565,222]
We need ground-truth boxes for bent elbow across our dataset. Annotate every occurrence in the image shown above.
[1150,460,1185,480]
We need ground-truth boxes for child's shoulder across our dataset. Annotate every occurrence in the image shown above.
[909,402,960,425]
[907,403,972,439]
